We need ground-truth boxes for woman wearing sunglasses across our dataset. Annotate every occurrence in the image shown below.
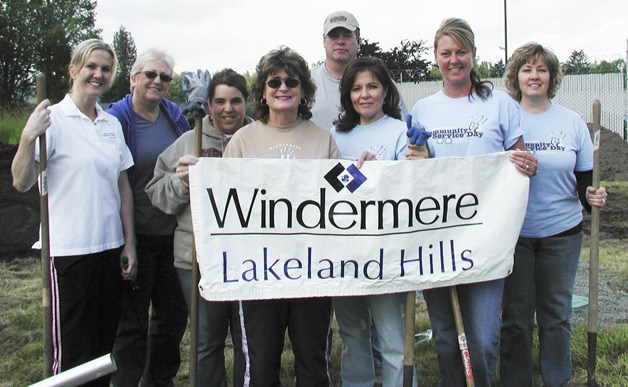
[11,39,135,385]
[330,56,419,386]
[224,46,340,385]
[107,49,189,387]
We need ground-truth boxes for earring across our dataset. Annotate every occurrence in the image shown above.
[260,98,267,107]
[300,98,307,106]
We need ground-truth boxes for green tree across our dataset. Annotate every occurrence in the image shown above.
[359,38,432,82]
[563,50,591,75]
[34,0,102,103]
[0,0,101,106]
[102,26,137,102]
[165,73,186,104]
[490,59,505,78]
[591,59,626,74]
[0,0,38,106]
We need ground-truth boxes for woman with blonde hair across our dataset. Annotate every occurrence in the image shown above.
[499,42,607,386]
[406,18,537,386]
[12,39,136,385]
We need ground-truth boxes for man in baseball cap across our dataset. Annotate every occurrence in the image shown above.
[323,10,360,35]
[310,11,361,130]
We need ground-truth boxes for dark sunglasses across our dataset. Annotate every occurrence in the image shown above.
[266,77,300,89]
[142,70,172,82]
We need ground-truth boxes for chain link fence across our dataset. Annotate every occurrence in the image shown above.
[396,72,627,140]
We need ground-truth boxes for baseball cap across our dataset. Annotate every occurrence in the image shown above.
[323,11,359,36]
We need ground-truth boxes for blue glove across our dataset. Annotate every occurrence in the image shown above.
[181,70,210,119]
[181,101,206,119]
[405,114,431,146]
[181,69,211,104]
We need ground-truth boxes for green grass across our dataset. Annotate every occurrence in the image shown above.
[0,113,27,145]
[0,253,626,386]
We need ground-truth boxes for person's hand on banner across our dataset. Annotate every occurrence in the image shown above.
[355,151,377,168]
[181,69,210,118]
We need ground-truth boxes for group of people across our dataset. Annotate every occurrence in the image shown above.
[12,9,608,387]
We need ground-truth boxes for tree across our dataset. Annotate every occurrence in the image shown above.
[102,26,137,102]
[0,0,38,106]
[165,73,186,105]
[0,0,101,106]
[34,0,102,103]
[563,50,591,75]
[359,38,432,83]
[490,59,505,78]
[591,59,626,74]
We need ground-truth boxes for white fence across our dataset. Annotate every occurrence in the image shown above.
[399,72,627,139]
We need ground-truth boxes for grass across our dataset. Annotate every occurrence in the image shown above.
[0,252,625,386]
[1,182,626,385]
[0,111,28,145]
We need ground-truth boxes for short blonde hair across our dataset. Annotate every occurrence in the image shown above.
[69,39,117,90]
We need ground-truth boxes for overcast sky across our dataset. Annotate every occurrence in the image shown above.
[96,0,627,75]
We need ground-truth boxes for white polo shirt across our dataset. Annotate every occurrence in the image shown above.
[35,95,134,256]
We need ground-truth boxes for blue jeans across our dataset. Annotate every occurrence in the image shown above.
[334,293,418,387]
[500,232,583,387]
[424,279,504,387]
[112,235,187,387]
[177,268,244,387]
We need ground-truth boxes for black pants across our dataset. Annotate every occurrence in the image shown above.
[51,248,124,386]
[241,297,333,387]
[111,235,188,387]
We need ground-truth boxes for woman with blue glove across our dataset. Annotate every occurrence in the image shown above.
[499,42,607,386]
[331,56,421,387]
[405,18,538,386]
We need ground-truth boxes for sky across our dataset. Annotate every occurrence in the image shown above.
[96,0,627,75]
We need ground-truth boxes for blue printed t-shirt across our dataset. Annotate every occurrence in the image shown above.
[331,115,408,161]
[410,89,524,157]
[520,103,593,237]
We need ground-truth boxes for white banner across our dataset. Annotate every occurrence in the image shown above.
[189,152,529,301]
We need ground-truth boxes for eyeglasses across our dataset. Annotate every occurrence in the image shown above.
[266,77,301,89]
[142,71,173,82]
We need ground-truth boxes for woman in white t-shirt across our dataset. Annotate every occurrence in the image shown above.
[11,39,136,384]
[499,42,607,387]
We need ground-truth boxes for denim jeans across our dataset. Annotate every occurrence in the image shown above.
[500,232,583,387]
[177,268,245,387]
[333,293,418,387]
[112,235,187,387]
[424,279,504,387]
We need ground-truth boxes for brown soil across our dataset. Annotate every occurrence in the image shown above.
[0,128,626,259]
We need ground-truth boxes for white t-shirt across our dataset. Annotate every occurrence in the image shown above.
[310,64,343,131]
[520,103,593,237]
[35,95,134,256]
[331,115,407,161]
[410,89,524,157]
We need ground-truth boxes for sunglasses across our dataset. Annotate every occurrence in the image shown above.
[266,77,301,89]
[142,71,173,82]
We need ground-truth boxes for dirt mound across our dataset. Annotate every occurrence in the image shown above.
[597,127,628,182]
[0,128,626,259]
[0,144,40,258]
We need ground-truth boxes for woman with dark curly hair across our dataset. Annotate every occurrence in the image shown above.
[224,46,340,385]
